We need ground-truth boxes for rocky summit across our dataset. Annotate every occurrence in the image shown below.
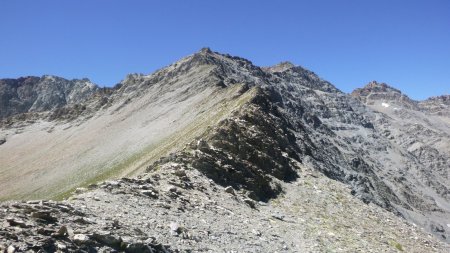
[0,48,449,252]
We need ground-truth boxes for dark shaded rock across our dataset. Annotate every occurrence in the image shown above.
[224,186,235,195]
[243,198,256,209]
[92,231,122,248]
[125,242,154,253]
[51,225,71,238]
[31,211,57,222]
[141,190,158,198]
[6,218,29,228]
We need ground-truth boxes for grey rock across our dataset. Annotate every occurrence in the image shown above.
[169,222,181,236]
[75,187,88,194]
[252,229,262,236]
[51,225,70,238]
[172,169,186,178]
[73,234,90,245]
[140,190,158,198]
[271,213,285,221]
[92,231,123,248]
[125,242,154,253]
[6,245,16,253]
[243,199,256,209]
[56,242,67,251]
[6,218,29,228]
[31,211,57,222]
[224,186,235,195]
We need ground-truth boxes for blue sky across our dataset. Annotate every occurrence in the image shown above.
[1,0,449,99]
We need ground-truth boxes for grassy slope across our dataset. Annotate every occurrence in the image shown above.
[50,84,256,200]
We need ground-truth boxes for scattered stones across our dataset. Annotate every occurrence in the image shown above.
[0,165,449,252]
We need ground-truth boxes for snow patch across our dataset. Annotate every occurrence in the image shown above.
[381,102,390,108]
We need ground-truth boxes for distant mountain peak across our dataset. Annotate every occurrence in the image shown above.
[351,81,418,109]
[199,47,213,54]
[358,80,402,94]
[419,94,450,116]
[263,61,296,73]
[0,75,100,119]
[424,94,450,103]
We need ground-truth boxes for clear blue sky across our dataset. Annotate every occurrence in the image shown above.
[1,0,449,99]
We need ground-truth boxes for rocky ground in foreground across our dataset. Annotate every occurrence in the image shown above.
[1,163,449,252]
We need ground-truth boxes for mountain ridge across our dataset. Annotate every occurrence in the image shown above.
[0,48,449,251]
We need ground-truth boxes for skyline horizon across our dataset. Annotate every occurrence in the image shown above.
[1,47,448,101]
[1,1,449,100]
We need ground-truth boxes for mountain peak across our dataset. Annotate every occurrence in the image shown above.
[359,81,402,94]
[263,61,296,73]
[199,47,213,54]
[351,81,418,109]
[419,94,450,116]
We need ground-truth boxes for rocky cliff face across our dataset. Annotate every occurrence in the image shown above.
[0,75,99,120]
[351,81,419,109]
[351,81,450,241]
[0,48,449,251]
[420,95,450,117]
